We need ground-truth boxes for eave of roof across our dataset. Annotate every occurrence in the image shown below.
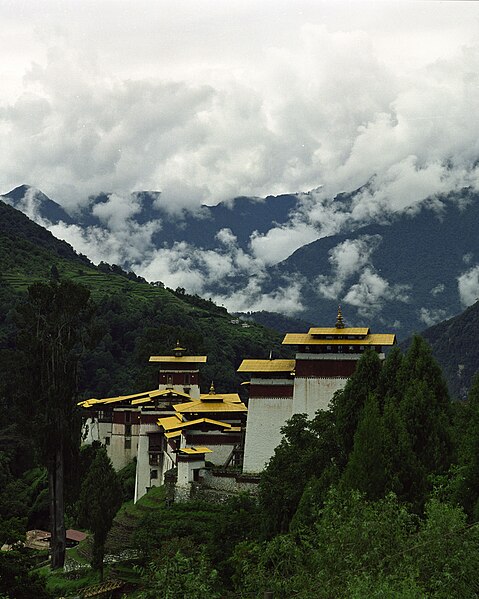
[282,333,396,346]
[174,401,247,413]
[308,327,370,336]
[237,359,296,373]
[149,356,207,363]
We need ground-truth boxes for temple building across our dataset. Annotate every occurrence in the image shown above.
[79,309,395,498]
[79,343,247,502]
[238,307,396,473]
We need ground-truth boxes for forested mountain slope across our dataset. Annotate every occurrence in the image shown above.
[0,200,286,399]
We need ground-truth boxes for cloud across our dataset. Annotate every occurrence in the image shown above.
[48,192,162,265]
[342,268,410,318]
[458,265,479,307]
[317,235,382,300]
[212,275,306,315]
[418,307,448,327]
[3,5,479,318]
[430,283,445,296]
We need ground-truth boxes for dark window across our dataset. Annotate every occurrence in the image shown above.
[167,375,173,386]
[104,436,110,446]
[124,438,131,450]
[184,373,191,385]
[125,424,132,437]
[125,411,131,424]
[151,470,158,479]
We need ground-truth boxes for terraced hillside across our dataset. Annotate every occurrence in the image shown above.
[0,200,288,398]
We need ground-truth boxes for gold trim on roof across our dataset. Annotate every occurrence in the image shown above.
[174,400,247,414]
[78,388,192,408]
[149,356,207,363]
[308,327,370,336]
[157,414,184,431]
[159,417,232,431]
[179,447,213,455]
[237,359,296,373]
[282,333,396,346]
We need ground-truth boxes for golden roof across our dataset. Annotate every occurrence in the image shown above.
[199,392,241,403]
[157,414,184,431]
[308,327,370,336]
[158,417,233,431]
[282,333,396,346]
[165,430,182,439]
[78,388,191,409]
[237,359,296,373]
[149,356,207,363]
[178,447,213,455]
[174,399,247,414]
[131,389,191,405]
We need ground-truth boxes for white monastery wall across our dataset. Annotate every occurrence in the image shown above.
[134,423,158,502]
[243,396,293,473]
[109,422,139,472]
[292,377,347,418]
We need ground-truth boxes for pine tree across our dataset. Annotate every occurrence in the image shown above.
[78,448,122,579]
[382,395,426,509]
[341,394,387,500]
[455,373,479,517]
[331,350,382,465]
[15,280,94,569]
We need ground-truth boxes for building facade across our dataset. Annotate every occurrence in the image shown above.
[239,308,396,473]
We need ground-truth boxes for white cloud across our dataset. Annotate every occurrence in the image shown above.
[212,276,305,315]
[458,265,479,307]
[342,268,410,317]
[418,307,448,327]
[317,235,382,300]
[430,283,445,296]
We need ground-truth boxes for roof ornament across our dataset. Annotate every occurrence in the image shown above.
[269,349,273,360]
[209,381,216,394]
[336,305,345,329]
[173,340,186,357]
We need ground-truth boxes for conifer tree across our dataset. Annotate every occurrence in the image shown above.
[330,350,382,465]
[15,280,94,569]
[376,345,404,408]
[455,373,479,517]
[382,395,426,509]
[78,447,122,579]
[341,394,387,500]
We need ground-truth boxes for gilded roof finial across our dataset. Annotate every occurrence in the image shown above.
[209,381,216,394]
[173,340,186,356]
[336,305,345,329]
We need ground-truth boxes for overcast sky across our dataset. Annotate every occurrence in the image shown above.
[1,0,479,210]
[3,1,479,314]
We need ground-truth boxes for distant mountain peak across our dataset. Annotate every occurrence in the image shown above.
[1,184,74,225]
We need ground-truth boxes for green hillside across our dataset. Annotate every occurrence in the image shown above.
[0,200,287,399]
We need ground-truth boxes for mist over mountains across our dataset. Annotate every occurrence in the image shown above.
[3,183,479,339]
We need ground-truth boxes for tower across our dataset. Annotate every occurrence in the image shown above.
[239,308,396,473]
[149,341,206,399]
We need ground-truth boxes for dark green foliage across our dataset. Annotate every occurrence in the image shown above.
[453,374,479,517]
[133,493,260,587]
[137,549,220,599]
[0,550,51,599]
[341,394,387,499]
[233,490,479,598]
[117,459,137,502]
[331,349,382,463]
[13,280,95,568]
[259,411,338,536]
[259,338,454,533]
[78,448,122,577]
